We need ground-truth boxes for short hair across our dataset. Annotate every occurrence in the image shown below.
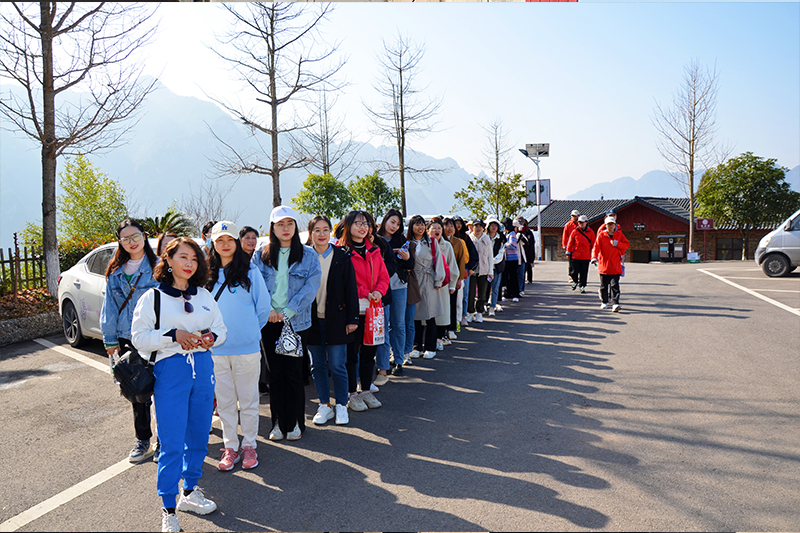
[201,220,217,237]
[405,214,428,244]
[154,237,209,288]
[239,225,259,239]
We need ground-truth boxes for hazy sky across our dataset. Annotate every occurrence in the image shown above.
[47,2,800,198]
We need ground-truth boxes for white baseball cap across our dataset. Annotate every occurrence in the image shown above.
[604,216,616,225]
[578,215,588,223]
[270,205,298,225]
[571,210,580,216]
[210,221,239,242]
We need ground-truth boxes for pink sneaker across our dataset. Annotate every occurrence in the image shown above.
[218,448,239,471]
[241,446,258,470]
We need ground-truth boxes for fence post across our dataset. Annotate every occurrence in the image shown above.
[13,232,20,298]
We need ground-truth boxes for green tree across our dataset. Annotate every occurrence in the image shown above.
[57,154,128,240]
[140,204,194,237]
[292,173,352,219]
[697,152,800,260]
[452,172,531,221]
[348,171,403,216]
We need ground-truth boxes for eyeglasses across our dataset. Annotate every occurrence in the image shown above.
[312,228,331,235]
[119,232,144,245]
[181,291,194,313]
[353,221,369,228]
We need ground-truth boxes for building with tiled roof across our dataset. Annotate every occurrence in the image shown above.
[524,197,778,262]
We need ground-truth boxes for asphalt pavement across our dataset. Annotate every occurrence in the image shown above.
[0,260,798,532]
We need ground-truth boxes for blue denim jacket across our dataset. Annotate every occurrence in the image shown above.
[100,259,159,345]
[251,244,321,332]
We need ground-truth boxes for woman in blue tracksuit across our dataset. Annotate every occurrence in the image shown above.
[101,218,160,463]
[251,206,321,442]
[131,237,227,533]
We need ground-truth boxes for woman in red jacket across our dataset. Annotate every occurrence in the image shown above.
[566,215,595,294]
[591,216,630,312]
[337,210,390,413]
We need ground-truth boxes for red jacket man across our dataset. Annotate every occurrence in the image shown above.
[566,223,596,261]
[591,217,629,311]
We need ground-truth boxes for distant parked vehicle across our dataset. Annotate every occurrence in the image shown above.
[755,207,800,277]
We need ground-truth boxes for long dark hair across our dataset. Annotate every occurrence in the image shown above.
[105,218,158,278]
[205,237,252,293]
[306,215,332,246]
[261,220,304,268]
[339,210,372,250]
[153,237,209,288]
[377,208,404,239]
[405,214,428,245]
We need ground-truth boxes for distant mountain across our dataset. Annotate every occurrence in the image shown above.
[567,166,800,201]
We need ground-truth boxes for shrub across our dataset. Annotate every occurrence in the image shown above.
[58,234,115,272]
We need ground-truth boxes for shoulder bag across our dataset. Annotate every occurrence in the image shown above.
[111,289,160,404]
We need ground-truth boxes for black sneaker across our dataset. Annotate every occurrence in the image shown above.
[259,382,270,396]
[153,439,161,463]
[129,439,153,463]
[391,365,404,376]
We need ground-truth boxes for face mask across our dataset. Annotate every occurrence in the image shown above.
[206,238,212,249]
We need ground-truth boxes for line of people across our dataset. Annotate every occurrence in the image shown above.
[101,207,538,532]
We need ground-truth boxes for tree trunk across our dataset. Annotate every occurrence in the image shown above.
[398,139,406,216]
[270,69,281,207]
[688,162,695,254]
[41,1,60,295]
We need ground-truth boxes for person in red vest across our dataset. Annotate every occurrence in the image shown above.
[562,209,580,284]
[566,215,595,293]
[591,216,630,312]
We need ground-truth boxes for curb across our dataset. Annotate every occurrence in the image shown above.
[0,311,62,348]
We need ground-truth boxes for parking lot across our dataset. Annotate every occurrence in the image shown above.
[1,260,798,532]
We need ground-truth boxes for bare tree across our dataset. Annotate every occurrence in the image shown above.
[208,2,345,207]
[480,117,515,218]
[0,2,158,294]
[364,33,446,215]
[652,59,731,253]
[298,88,360,180]
[180,179,243,237]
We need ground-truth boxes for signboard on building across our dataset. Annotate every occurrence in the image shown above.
[696,218,715,230]
[525,179,551,205]
[633,223,646,231]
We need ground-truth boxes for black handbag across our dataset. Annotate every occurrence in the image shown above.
[112,290,161,403]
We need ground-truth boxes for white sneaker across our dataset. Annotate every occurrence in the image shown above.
[465,312,474,323]
[409,350,421,359]
[269,424,284,441]
[460,317,469,326]
[361,391,382,409]
[600,303,609,310]
[495,304,503,312]
[423,350,437,359]
[335,404,349,425]
[373,373,390,387]
[612,304,621,313]
[474,313,483,323]
[448,330,457,340]
[369,382,379,393]
[436,340,444,351]
[286,423,302,441]
[512,297,519,303]
[348,393,367,412]
[403,353,413,365]
[162,510,180,533]
[487,307,495,317]
[177,486,217,515]
[441,337,452,346]
[520,291,525,296]
[313,404,334,425]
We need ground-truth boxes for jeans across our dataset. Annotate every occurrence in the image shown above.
[404,302,416,355]
[490,273,502,308]
[388,288,407,365]
[517,261,526,293]
[307,319,349,407]
[376,303,391,371]
[462,275,472,317]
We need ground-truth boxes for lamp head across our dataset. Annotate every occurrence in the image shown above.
[518,148,529,157]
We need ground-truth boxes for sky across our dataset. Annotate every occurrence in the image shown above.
[138,1,800,199]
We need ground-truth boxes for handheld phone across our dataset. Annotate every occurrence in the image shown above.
[199,328,214,344]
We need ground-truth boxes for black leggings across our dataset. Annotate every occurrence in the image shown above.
[347,315,377,393]
[414,319,438,352]
[573,259,590,288]
[119,338,153,441]
[261,322,307,434]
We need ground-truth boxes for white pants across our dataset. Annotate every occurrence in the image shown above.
[212,352,261,450]
[456,285,464,322]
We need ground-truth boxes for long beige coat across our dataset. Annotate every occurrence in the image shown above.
[435,237,458,326]
[412,237,446,321]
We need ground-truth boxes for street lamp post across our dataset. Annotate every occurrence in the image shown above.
[519,143,549,261]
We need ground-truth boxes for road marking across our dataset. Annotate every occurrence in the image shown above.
[724,276,773,280]
[697,269,800,317]
[33,338,110,375]
[0,459,133,532]
[753,289,800,294]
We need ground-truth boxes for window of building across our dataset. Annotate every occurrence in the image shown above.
[716,238,743,260]
[544,236,558,261]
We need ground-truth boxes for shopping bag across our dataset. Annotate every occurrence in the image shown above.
[363,300,385,346]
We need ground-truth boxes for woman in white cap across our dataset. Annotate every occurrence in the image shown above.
[251,206,322,441]
[566,215,595,293]
[563,209,581,284]
[205,221,271,471]
[591,216,630,312]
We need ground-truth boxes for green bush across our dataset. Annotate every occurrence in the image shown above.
[58,234,115,272]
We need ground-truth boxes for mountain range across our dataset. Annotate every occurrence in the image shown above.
[1,79,798,250]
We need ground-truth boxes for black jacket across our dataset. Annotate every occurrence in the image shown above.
[459,230,479,272]
[306,245,360,346]
[373,235,398,306]
[383,232,415,285]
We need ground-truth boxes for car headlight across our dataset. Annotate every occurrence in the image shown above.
[759,236,771,249]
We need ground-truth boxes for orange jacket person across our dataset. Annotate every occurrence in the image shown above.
[591,216,630,312]
[566,215,595,293]
[562,209,580,283]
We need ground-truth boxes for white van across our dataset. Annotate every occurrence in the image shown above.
[755,207,800,277]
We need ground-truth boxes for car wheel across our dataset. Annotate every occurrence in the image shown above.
[62,300,88,347]
[762,253,790,277]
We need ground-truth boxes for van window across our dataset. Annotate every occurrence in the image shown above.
[790,216,800,231]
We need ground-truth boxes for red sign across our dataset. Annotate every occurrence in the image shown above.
[696,218,715,230]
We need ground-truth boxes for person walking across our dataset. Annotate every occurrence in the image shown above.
[101,219,160,464]
[467,219,493,323]
[130,237,226,533]
[484,216,506,317]
[591,216,630,312]
[337,210,390,412]
[566,215,595,294]
[252,206,322,442]
[563,210,580,284]
[305,215,359,426]
[205,221,271,472]
[407,214,445,358]
[376,209,415,376]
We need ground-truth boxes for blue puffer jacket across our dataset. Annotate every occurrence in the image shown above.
[251,244,321,332]
[100,259,159,345]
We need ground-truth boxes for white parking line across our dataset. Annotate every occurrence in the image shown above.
[33,338,110,375]
[697,269,800,317]
[0,459,133,532]
[724,276,774,281]
[754,289,800,294]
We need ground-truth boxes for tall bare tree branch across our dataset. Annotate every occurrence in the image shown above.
[480,117,515,218]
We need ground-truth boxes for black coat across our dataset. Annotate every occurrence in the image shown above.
[306,245,360,346]
[373,236,398,306]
